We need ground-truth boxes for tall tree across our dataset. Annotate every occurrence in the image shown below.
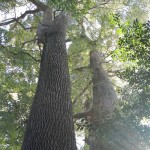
[20,1,77,150]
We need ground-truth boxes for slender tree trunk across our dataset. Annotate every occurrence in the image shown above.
[88,51,145,150]
[90,51,117,125]
[88,51,117,150]
[22,13,77,150]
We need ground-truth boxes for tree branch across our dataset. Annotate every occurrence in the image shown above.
[28,0,48,11]
[11,20,37,30]
[73,80,92,105]
[90,0,112,9]
[74,66,90,71]
[5,48,40,62]
[21,51,40,62]
[74,110,90,119]
[0,8,40,26]
[21,39,37,48]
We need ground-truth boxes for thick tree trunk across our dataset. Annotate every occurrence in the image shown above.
[22,13,77,150]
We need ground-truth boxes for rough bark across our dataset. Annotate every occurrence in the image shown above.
[22,10,77,150]
[88,51,117,150]
[90,51,117,125]
[74,51,117,124]
[87,51,147,150]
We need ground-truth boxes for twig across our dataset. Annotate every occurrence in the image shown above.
[0,8,39,26]
[84,16,98,31]
[28,0,48,11]
[21,51,40,62]
[14,20,36,30]
[21,38,37,48]
[8,50,40,62]
[74,66,90,71]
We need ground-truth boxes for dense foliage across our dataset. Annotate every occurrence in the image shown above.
[113,16,150,120]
